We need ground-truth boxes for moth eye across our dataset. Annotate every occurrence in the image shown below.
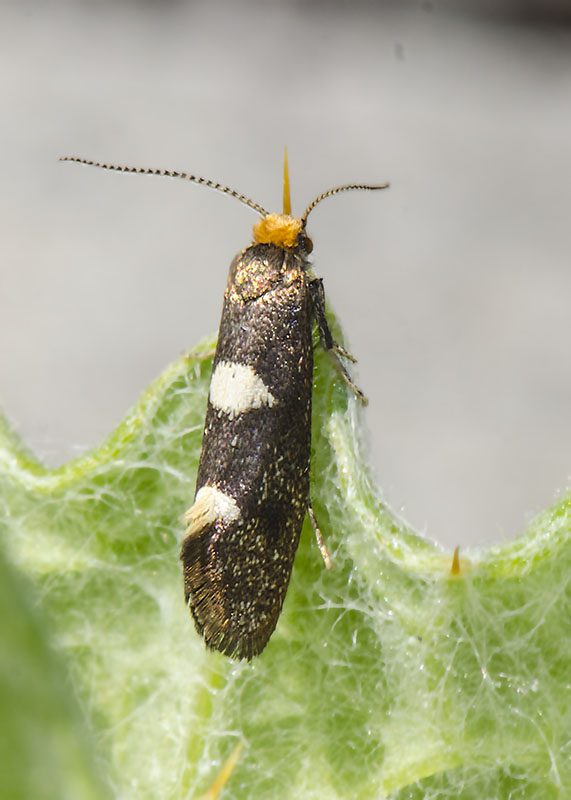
[300,234,313,254]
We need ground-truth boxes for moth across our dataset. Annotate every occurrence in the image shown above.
[61,152,388,659]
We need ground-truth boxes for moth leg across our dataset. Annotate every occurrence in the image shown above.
[327,349,368,405]
[307,500,332,570]
[308,277,368,405]
[333,343,357,363]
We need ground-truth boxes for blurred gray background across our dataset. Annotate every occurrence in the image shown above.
[1,0,570,549]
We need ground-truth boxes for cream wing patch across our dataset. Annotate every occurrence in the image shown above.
[184,485,241,537]
[209,361,276,419]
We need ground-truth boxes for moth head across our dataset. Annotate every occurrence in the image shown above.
[252,213,304,250]
[252,148,308,251]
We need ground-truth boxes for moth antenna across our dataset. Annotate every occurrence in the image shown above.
[59,156,270,217]
[301,181,390,226]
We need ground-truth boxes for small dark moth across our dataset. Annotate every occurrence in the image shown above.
[61,152,388,660]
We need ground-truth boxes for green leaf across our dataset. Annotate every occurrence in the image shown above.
[1,331,569,799]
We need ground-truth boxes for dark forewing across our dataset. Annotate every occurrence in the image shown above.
[181,244,314,659]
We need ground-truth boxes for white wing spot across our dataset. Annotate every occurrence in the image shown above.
[209,361,276,419]
[183,485,241,537]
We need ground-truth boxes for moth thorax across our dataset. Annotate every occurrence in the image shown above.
[252,214,303,249]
